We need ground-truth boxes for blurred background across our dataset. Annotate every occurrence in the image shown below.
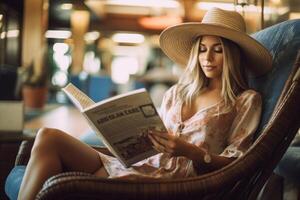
[0,0,299,110]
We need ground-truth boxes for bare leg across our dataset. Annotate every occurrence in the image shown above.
[18,128,104,200]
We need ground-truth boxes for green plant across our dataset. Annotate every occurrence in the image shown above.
[20,63,48,87]
[20,47,49,88]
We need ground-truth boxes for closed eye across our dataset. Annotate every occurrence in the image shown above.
[199,44,222,53]
[213,45,223,53]
[199,45,207,52]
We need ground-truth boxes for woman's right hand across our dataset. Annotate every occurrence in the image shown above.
[148,130,197,158]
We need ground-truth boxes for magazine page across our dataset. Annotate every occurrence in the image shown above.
[84,89,166,167]
[62,83,95,111]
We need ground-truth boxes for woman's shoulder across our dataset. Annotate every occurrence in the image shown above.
[236,89,262,106]
[164,84,181,97]
[238,89,261,98]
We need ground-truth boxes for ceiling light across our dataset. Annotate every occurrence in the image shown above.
[106,0,180,9]
[61,3,73,10]
[139,15,182,30]
[6,30,20,38]
[112,33,145,44]
[0,32,5,39]
[84,31,100,41]
[53,43,69,54]
[0,14,3,21]
[45,30,72,39]
[196,2,235,11]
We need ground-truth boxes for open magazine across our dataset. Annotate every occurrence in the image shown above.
[62,83,167,167]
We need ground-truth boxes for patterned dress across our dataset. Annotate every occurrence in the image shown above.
[98,84,262,179]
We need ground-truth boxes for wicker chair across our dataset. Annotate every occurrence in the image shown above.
[13,22,300,199]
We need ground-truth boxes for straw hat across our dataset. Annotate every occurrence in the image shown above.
[159,7,272,76]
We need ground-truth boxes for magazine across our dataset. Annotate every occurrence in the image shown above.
[62,83,167,167]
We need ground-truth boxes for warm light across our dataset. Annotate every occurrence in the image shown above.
[196,2,235,11]
[289,12,300,19]
[111,56,139,84]
[61,3,73,10]
[83,51,101,74]
[123,57,139,74]
[197,2,288,15]
[53,43,71,71]
[52,71,68,87]
[106,0,180,9]
[7,30,19,38]
[264,6,289,15]
[71,11,90,27]
[112,33,145,44]
[270,0,281,5]
[84,31,100,41]
[0,15,2,29]
[111,63,129,84]
[139,15,182,30]
[53,53,71,71]
[45,30,72,39]
[0,32,6,39]
[43,1,49,10]
[53,43,69,55]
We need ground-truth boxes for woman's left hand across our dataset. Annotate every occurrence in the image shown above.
[148,131,195,157]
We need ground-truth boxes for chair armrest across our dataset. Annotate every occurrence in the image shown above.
[42,171,93,190]
[15,140,34,166]
[35,173,200,200]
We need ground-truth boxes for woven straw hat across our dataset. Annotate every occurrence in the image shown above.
[159,7,272,76]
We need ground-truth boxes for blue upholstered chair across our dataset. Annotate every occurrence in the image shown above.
[5,19,300,200]
[88,75,115,102]
[250,19,300,180]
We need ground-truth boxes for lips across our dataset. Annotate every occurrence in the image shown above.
[202,65,216,71]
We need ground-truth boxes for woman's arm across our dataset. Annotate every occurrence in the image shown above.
[149,131,235,173]
[187,145,235,173]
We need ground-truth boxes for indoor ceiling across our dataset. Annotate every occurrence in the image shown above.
[48,0,299,34]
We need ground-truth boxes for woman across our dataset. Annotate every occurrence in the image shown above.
[18,8,272,200]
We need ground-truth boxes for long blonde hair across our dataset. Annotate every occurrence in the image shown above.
[178,36,248,108]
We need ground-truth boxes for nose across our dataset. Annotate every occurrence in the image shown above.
[204,49,213,61]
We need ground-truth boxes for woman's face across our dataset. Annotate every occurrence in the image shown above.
[198,35,223,80]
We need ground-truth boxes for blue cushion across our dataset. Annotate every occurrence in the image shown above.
[79,131,104,146]
[4,132,103,199]
[249,19,300,137]
[250,19,300,184]
[5,165,26,200]
[88,75,115,102]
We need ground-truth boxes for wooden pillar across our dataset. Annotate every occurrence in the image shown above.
[180,0,197,21]
[70,10,90,74]
[22,0,48,75]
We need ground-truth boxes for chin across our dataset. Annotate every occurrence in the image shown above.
[204,73,220,79]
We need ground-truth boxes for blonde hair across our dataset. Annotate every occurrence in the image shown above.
[178,36,248,108]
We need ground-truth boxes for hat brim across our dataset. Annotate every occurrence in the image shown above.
[159,22,272,76]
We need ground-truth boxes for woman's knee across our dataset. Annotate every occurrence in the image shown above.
[32,128,64,154]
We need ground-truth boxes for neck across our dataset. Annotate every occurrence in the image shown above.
[208,77,222,91]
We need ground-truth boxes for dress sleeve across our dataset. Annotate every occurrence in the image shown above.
[220,90,262,158]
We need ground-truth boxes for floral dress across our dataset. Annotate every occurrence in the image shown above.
[98,84,262,179]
